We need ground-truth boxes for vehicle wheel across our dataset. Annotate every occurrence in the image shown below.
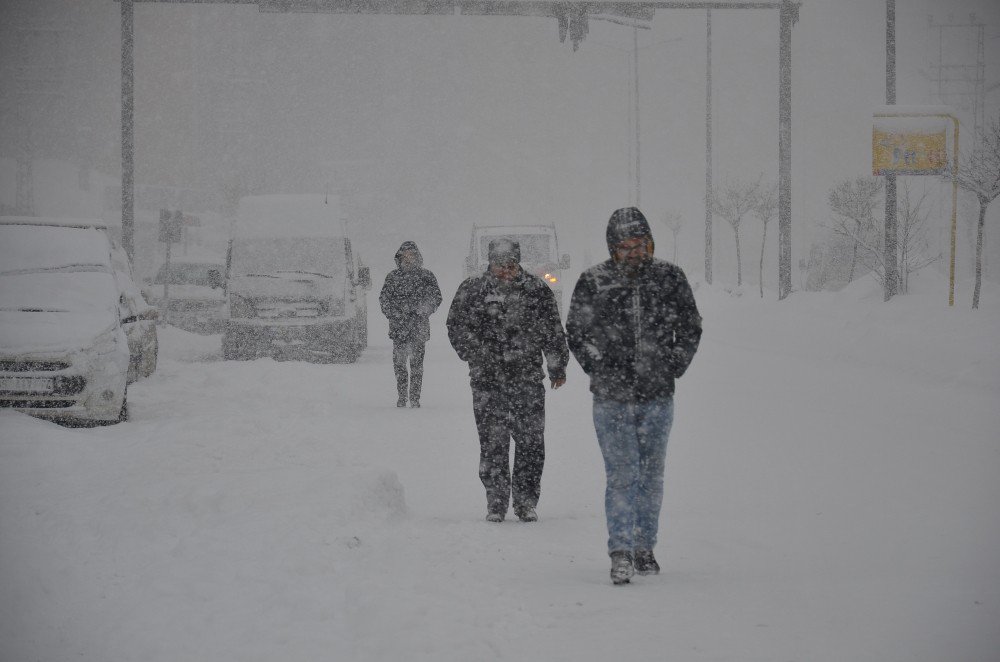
[342,342,360,363]
[222,332,246,360]
[142,333,158,377]
[117,393,129,423]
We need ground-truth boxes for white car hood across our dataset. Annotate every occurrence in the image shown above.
[0,310,119,356]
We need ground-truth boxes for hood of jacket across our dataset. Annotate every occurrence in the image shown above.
[605,207,653,256]
[394,241,424,269]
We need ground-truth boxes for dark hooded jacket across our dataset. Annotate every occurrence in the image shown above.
[447,266,568,390]
[566,211,702,402]
[379,241,442,344]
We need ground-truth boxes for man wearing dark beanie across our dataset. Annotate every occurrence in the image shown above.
[447,237,569,523]
[566,207,702,584]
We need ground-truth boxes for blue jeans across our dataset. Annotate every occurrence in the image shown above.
[593,396,674,555]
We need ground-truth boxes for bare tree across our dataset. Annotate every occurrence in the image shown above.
[661,210,684,263]
[897,180,940,294]
[954,113,1000,309]
[753,183,778,298]
[828,177,884,282]
[827,178,940,293]
[712,177,761,287]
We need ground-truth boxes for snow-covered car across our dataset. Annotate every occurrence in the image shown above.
[0,219,133,424]
[223,194,370,363]
[142,258,227,334]
[111,243,159,382]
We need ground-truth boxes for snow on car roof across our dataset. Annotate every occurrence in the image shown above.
[236,194,347,238]
[0,222,113,274]
[0,216,108,230]
[475,224,556,235]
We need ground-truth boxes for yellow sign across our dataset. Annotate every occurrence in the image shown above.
[872,126,948,175]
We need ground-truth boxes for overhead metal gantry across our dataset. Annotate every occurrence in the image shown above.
[119,0,799,298]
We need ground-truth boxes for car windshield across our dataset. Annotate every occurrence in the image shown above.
[0,272,119,314]
[479,233,553,264]
[0,224,112,275]
[231,236,346,279]
[154,262,221,286]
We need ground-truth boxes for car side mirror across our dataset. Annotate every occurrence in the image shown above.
[559,254,571,269]
[208,269,224,289]
[358,266,371,290]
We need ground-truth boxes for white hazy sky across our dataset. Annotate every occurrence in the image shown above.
[2,0,998,291]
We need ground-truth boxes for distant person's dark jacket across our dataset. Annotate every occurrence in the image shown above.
[567,258,702,402]
[379,242,442,344]
[447,268,568,389]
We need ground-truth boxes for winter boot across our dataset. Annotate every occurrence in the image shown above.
[610,551,634,585]
[396,372,408,408]
[485,510,505,523]
[634,550,660,575]
[514,506,538,522]
[409,374,422,409]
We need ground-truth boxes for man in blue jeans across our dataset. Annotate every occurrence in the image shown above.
[566,207,702,584]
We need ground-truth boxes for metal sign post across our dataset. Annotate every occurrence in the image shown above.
[873,108,959,305]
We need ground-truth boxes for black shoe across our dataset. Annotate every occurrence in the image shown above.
[610,551,634,585]
[634,549,660,575]
[396,397,406,408]
[514,506,538,522]
[485,511,505,523]
[410,400,420,408]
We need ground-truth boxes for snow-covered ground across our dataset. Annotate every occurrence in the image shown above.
[1,271,998,662]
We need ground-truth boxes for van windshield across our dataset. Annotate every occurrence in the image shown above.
[479,234,553,264]
[231,237,346,279]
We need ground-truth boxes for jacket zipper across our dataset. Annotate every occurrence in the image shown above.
[633,283,642,389]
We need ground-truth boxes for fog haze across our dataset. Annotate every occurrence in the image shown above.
[1,0,998,293]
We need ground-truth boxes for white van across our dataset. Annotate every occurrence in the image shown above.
[464,224,571,314]
[223,195,370,362]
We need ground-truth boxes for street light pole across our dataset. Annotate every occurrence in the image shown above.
[883,0,899,301]
[634,25,641,207]
[705,7,713,285]
[121,0,135,262]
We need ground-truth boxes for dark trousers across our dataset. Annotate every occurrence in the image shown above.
[393,340,426,404]
[472,380,546,514]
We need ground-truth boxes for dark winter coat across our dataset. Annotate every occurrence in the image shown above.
[447,267,569,389]
[566,258,702,403]
[379,242,442,344]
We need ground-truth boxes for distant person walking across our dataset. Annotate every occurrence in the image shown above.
[566,207,702,584]
[447,238,569,523]
[379,241,442,408]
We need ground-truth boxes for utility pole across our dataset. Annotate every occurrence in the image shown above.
[777,0,796,299]
[884,0,899,301]
[633,25,641,207]
[705,8,713,285]
[121,0,135,262]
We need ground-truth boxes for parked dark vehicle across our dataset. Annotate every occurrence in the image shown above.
[143,258,228,334]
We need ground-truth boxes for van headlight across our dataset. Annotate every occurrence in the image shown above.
[229,294,255,318]
[323,298,345,317]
